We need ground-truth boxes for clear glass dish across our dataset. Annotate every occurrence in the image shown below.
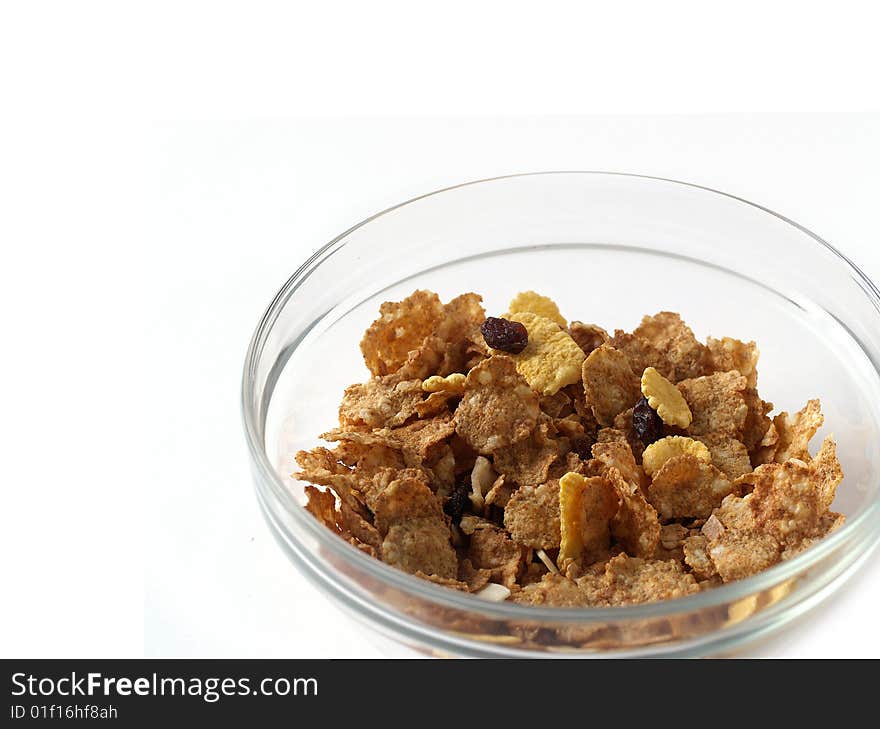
[241,172,880,657]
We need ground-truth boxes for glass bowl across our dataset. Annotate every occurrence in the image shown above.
[241,172,880,657]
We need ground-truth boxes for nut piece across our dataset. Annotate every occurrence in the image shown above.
[641,366,693,428]
[507,290,567,327]
[642,435,711,476]
[422,372,466,395]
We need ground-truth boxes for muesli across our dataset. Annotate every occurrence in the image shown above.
[295,290,844,606]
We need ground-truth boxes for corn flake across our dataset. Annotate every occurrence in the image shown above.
[642,435,711,476]
[506,290,567,327]
[641,366,693,428]
[558,472,619,568]
[505,312,585,396]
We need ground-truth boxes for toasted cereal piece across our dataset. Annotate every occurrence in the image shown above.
[511,573,592,607]
[676,370,748,437]
[642,435,711,476]
[417,572,470,591]
[492,418,559,487]
[581,344,641,426]
[483,475,514,509]
[339,375,424,428]
[506,290,567,328]
[372,475,444,534]
[539,389,572,418]
[780,511,846,559]
[590,553,700,606]
[360,290,445,376]
[641,366,693,428]
[467,525,526,588]
[453,356,540,454]
[704,523,780,583]
[338,501,382,550]
[323,413,456,466]
[633,312,709,382]
[414,390,454,419]
[755,399,823,465]
[741,387,773,455]
[605,466,661,558]
[609,330,674,380]
[693,433,753,480]
[557,472,619,568]
[659,523,689,551]
[747,436,843,547]
[294,445,381,515]
[503,479,561,550]
[433,293,486,374]
[457,558,492,592]
[568,321,610,356]
[505,312,586,396]
[682,535,718,580]
[591,439,644,491]
[304,485,340,532]
[381,518,458,579]
[706,336,759,388]
[647,454,737,520]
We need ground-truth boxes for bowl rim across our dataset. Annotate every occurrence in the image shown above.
[242,170,880,623]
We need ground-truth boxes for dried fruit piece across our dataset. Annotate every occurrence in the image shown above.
[453,356,540,454]
[641,366,693,428]
[506,312,586,396]
[443,476,470,522]
[480,316,529,354]
[581,344,641,426]
[507,290,567,327]
[557,472,619,568]
[642,435,711,476]
[632,396,664,446]
[360,290,445,376]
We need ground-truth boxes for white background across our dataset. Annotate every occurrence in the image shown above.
[1,2,879,659]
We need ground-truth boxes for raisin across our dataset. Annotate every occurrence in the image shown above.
[571,435,594,460]
[632,396,664,445]
[443,477,471,522]
[480,316,529,354]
